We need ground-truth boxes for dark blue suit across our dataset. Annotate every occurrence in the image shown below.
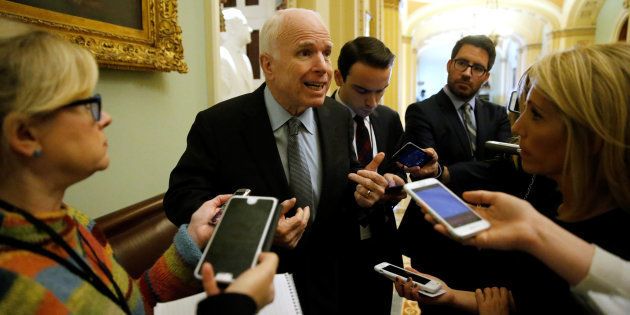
[165,84,360,314]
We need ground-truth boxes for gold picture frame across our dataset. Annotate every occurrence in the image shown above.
[0,0,188,73]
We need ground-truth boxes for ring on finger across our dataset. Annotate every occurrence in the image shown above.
[367,189,372,197]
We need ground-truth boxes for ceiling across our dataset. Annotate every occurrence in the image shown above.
[403,0,604,48]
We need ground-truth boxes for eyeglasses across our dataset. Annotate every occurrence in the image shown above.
[507,90,519,113]
[452,59,488,77]
[60,94,102,121]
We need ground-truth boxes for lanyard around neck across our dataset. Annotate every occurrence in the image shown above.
[0,199,131,315]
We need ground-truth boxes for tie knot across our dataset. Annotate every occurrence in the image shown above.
[462,103,472,112]
[288,117,301,136]
[353,115,365,124]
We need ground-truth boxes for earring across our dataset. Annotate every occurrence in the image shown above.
[32,149,43,158]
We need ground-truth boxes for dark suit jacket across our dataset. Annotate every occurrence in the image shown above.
[331,91,404,314]
[403,89,512,194]
[359,105,405,314]
[366,104,404,255]
[398,89,514,314]
[165,84,361,314]
[197,293,256,314]
[330,91,403,254]
[370,106,405,173]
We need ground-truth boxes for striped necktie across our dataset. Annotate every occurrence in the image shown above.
[461,103,477,153]
[287,117,315,221]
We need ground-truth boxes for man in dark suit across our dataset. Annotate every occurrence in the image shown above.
[331,36,405,315]
[164,8,389,315]
[398,35,514,314]
[403,35,511,193]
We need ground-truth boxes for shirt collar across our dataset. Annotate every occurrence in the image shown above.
[443,85,476,112]
[333,89,371,123]
[264,86,316,134]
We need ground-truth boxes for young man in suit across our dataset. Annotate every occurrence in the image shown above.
[164,9,390,315]
[398,35,514,314]
[403,35,511,193]
[332,36,405,314]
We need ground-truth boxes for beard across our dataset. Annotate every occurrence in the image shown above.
[447,80,480,100]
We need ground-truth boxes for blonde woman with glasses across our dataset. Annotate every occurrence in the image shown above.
[0,18,277,315]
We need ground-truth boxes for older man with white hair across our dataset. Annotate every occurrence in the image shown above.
[165,8,391,314]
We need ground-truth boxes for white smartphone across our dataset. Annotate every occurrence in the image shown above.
[374,262,442,294]
[404,178,490,239]
[194,196,279,284]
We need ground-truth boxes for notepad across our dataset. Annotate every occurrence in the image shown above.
[154,291,205,315]
[259,273,303,315]
[154,273,302,315]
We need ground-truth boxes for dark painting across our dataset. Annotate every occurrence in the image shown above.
[9,0,142,29]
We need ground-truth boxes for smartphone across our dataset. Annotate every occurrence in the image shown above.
[404,178,490,239]
[374,262,442,294]
[391,142,431,167]
[384,185,404,195]
[211,188,252,224]
[194,196,279,284]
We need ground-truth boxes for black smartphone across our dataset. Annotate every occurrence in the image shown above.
[194,196,279,284]
[384,185,404,195]
[211,188,252,224]
[392,142,431,167]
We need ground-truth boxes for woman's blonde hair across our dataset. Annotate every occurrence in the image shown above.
[0,18,98,119]
[529,43,630,216]
[0,18,98,169]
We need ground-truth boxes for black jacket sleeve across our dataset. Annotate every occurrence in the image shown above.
[196,293,257,315]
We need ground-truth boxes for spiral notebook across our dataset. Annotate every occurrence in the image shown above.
[259,273,303,315]
[153,273,302,315]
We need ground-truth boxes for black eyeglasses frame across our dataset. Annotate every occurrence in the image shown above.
[60,94,102,121]
[452,58,488,77]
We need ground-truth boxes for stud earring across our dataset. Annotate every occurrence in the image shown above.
[32,149,43,158]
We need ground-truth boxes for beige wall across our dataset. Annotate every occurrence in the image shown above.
[64,0,209,218]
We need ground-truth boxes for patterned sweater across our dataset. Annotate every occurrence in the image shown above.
[0,206,203,314]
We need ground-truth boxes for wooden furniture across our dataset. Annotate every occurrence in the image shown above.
[95,194,178,278]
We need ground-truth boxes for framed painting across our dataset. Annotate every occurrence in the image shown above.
[0,0,188,73]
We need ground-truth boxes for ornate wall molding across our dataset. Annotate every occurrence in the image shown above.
[0,0,188,73]
[548,27,596,39]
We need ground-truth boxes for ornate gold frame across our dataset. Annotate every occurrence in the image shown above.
[0,0,188,73]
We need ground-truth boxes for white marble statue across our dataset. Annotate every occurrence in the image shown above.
[219,8,255,102]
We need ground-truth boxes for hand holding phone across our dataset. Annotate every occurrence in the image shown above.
[201,252,279,310]
[211,188,252,224]
[194,196,280,285]
[404,178,490,239]
[374,262,442,295]
[392,142,431,167]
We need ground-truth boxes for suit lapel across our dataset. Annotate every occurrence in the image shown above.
[314,104,333,205]
[437,90,472,155]
[240,85,290,196]
[473,98,490,143]
[314,99,349,206]
[473,98,491,158]
[370,108,387,153]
